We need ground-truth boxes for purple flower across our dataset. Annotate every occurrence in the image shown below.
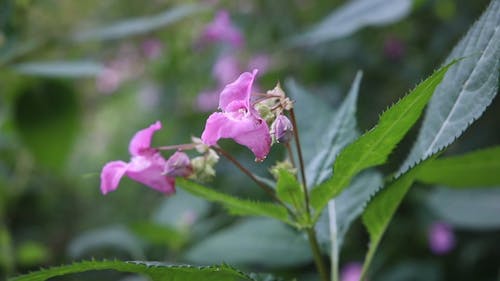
[164,151,193,177]
[271,115,293,143]
[100,121,175,195]
[198,10,244,47]
[213,54,241,85]
[340,262,363,281]
[201,69,271,161]
[428,222,456,255]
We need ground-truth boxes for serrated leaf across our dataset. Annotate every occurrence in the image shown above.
[8,260,251,281]
[176,178,291,225]
[310,62,456,219]
[12,61,103,78]
[306,71,362,187]
[184,218,311,268]
[360,160,429,279]
[416,146,500,187]
[276,169,304,209]
[399,0,500,174]
[73,5,205,41]
[426,187,500,230]
[288,0,412,46]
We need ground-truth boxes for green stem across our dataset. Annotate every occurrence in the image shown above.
[329,201,339,281]
[307,228,329,281]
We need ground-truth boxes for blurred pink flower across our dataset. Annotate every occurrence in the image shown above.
[100,121,175,195]
[141,38,164,60]
[248,54,271,74]
[201,69,271,161]
[213,54,241,85]
[340,262,363,281]
[196,89,220,112]
[198,10,244,47]
[96,67,122,94]
[384,36,405,61]
[428,222,456,255]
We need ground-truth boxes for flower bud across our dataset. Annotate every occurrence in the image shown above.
[164,151,193,177]
[271,115,294,143]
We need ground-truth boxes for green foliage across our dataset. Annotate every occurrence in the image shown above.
[288,0,412,46]
[12,61,103,78]
[416,146,500,187]
[399,0,500,174]
[306,71,362,187]
[72,4,206,41]
[360,161,428,279]
[426,187,500,230]
[8,260,252,281]
[176,178,292,225]
[276,169,304,210]
[184,218,311,268]
[310,61,456,219]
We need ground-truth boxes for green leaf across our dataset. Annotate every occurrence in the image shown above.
[176,178,291,225]
[131,222,185,250]
[306,71,362,187]
[67,225,145,260]
[416,146,500,187]
[72,5,205,41]
[288,0,412,46]
[276,169,304,209]
[399,0,500,174]
[184,218,311,268]
[310,61,456,219]
[153,188,210,228]
[12,61,103,78]
[426,187,500,230]
[8,260,251,281]
[285,79,337,166]
[360,161,428,279]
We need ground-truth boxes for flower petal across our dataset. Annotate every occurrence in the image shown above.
[218,69,257,112]
[100,160,128,194]
[126,153,176,194]
[201,111,271,160]
[128,121,162,156]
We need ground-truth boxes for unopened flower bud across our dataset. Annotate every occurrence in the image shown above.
[269,160,297,181]
[189,156,217,182]
[254,102,275,125]
[271,115,294,143]
[164,151,193,177]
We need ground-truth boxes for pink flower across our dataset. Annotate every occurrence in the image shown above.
[213,54,241,85]
[141,38,164,60]
[100,121,175,195]
[340,262,363,281]
[198,10,244,47]
[201,69,271,161]
[428,222,455,255]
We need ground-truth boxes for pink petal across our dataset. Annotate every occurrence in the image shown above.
[201,111,271,160]
[126,153,176,194]
[100,161,128,194]
[218,69,257,112]
[128,121,162,156]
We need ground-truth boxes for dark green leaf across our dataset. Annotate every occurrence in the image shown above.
[310,62,456,219]
[416,146,500,187]
[184,218,311,268]
[176,178,291,225]
[8,260,251,281]
[399,0,500,174]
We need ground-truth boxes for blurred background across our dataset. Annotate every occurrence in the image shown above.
[1,0,499,280]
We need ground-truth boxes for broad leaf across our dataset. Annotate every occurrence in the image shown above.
[399,0,500,174]
[176,178,291,225]
[73,5,205,41]
[8,260,251,281]
[426,187,500,230]
[285,79,337,165]
[184,218,311,268]
[416,146,500,187]
[12,61,103,78]
[310,62,455,219]
[306,71,362,187]
[288,0,412,46]
[276,169,303,210]
[153,188,210,227]
[67,225,144,259]
[315,170,383,252]
[360,161,428,279]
